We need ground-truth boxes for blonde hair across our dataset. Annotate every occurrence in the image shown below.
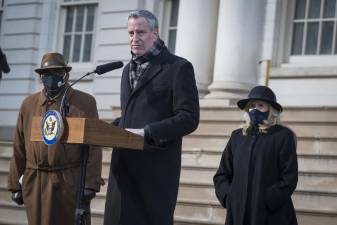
[242,101,281,135]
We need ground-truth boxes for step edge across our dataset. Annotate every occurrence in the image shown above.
[176,199,337,215]
[0,218,27,225]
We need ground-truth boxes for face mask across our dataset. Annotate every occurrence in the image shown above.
[248,108,269,126]
[41,74,65,93]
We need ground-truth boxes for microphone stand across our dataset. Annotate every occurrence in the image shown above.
[74,144,89,225]
[58,63,123,225]
[59,71,94,117]
[58,71,94,225]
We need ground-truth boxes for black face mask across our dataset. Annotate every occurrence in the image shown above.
[249,108,269,126]
[41,73,65,94]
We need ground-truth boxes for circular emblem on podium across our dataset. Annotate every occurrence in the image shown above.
[41,110,64,145]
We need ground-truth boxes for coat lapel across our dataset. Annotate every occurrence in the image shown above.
[122,64,162,122]
[121,64,132,109]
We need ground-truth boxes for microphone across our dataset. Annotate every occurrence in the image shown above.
[0,48,10,74]
[94,61,123,75]
[57,72,68,87]
[59,61,123,116]
[57,80,65,87]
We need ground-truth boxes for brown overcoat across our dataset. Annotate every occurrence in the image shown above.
[8,86,102,225]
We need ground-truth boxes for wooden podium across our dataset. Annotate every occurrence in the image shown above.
[31,115,143,224]
[31,116,144,150]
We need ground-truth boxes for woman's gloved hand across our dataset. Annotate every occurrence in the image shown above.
[83,188,96,202]
[11,191,24,205]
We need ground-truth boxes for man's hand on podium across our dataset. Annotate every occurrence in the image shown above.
[125,128,144,137]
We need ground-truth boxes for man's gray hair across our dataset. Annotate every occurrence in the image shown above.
[128,9,159,30]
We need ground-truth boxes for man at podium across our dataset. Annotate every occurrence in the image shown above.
[7,52,103,225]
[104,10,200,225]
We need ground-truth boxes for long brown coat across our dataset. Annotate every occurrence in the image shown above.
[8,86,102,225]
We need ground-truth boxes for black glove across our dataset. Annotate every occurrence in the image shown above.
[83,189,96,202]
[111,117,121,126]
[11,191,24,205]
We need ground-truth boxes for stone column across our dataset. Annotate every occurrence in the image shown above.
[175,0,219,97]
[205,0,266,104]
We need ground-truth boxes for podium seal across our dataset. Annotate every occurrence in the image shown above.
[41,110,64,145]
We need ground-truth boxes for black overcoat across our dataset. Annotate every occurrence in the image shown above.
[214,125,298,225]
[104,47,200,225]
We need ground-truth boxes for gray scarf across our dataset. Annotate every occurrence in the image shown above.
[129,39,165,89]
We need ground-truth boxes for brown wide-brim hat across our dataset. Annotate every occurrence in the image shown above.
[35,52,72,74]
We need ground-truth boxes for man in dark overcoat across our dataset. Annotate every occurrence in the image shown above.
[8,52,103,225]
[104,9,200,225]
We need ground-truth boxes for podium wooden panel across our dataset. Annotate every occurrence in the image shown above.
[31,116,144,150]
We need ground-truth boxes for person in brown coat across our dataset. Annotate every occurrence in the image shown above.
[7,52,102,225]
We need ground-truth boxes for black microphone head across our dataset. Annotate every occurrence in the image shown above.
[57,80,65,87]
[94,61,123,75]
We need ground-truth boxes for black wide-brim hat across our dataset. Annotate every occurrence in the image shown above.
[35,52,72,74]
[237,85,283,112]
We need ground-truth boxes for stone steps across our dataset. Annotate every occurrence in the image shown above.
[174,201,225,225]
[180,166,337,193]
[182,138,337,156]
[177,187,337,225]
[0,142,12,157]
[2,159,336,225]
[183,134,337,153]
[2,145,337,210]
[194,121,337,139]
[0,148,337,193]
[296,208,337,225]
[0,219,27,225]
[5,151,337,177]
[179,150,337,173]
[0,203,27,224]
[4,169,334,216]
[86,179,337,214]
[174,200,337,225]
[0,187,11,203]
[0,170,8,187]
[6,203,333,225]
[198,106,337,123]
[0,158,10,172]
[178,182,337,211]
[0,201,104,225]
[99,150,337,178]
[2,106,337,225]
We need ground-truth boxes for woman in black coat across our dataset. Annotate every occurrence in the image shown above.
[214,86,298,225]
